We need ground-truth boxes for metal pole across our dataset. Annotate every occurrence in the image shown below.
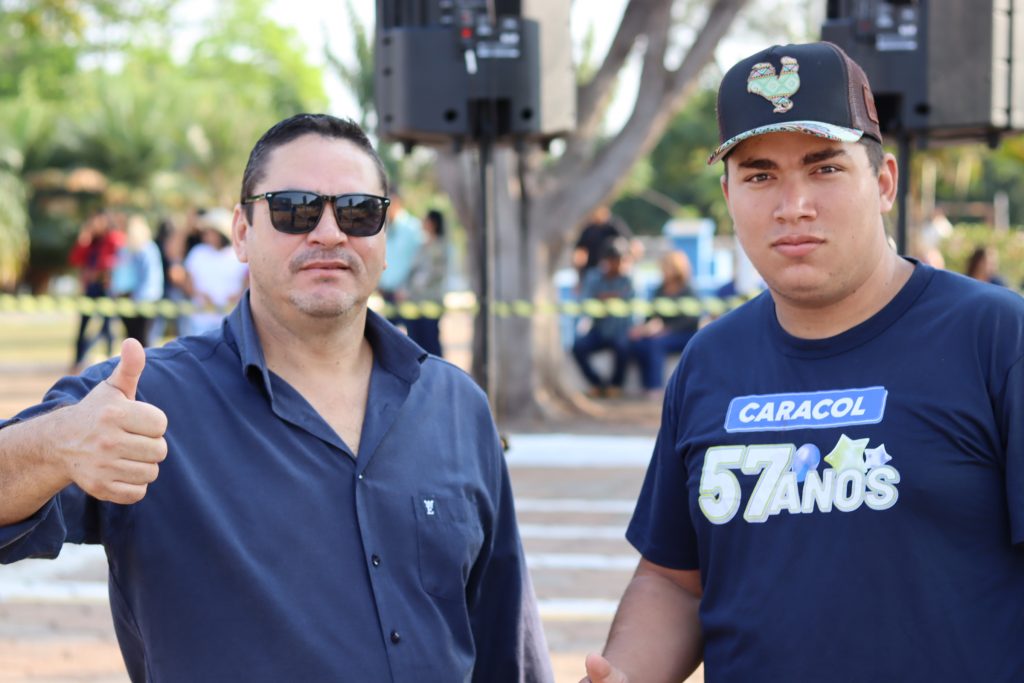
[478,111,498,411]
[896,131,913,254]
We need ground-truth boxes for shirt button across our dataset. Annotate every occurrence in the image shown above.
[371,554,381,567]
[357,474,364,480]
[390,630,401,644]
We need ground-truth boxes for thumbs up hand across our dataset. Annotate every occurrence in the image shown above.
[104,336,147,400]
[580,654,629,683]
[56,339,168,504]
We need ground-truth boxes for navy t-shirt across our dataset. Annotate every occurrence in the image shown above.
[628,262,1024,682]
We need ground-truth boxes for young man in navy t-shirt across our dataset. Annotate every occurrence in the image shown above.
[584,42,1024,683]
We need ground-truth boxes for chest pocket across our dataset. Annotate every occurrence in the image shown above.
[413,495,485,601]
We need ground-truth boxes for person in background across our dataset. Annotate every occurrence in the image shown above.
[182,208,248,334]
[377,187,423,327]
[69,211,124,372]
[915,246,945,270]
[405,209,448,356]
[110,214,164,346]
[572,205,638,288]
[626,250,700,399]
[918,207,953,252]
[965,245,1007,286]
[572,237,635,399]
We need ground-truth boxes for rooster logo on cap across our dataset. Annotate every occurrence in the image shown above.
[747,56,800,113]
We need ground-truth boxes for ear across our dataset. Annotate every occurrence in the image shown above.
[720,170,738,225]
[877,152,898,213]
[232,204,249,264]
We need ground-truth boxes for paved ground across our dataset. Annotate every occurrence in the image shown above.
[0,314,702,682]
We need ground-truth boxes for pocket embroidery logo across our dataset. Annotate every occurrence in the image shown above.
[423,499,436,516]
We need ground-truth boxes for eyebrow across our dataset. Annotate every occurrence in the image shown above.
[736,146,849,171]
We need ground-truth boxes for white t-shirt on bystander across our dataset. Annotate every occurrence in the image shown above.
[184,244,248,333]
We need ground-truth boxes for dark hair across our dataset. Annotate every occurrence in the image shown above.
[965,246,991,278]
[860,137,883,173]
[603,236,629,260]
[722,136,884,179]
[426,209,445,238]
[240,113,389,222]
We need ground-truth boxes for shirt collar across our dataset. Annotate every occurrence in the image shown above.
[364,308,426,383]
[226,292,425,393]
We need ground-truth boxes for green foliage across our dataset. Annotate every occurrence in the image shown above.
[189,0,327,116]
[980,136,1024,225]
[324,0,375,130]
[914,133,1024,231]
[0,1,85,98]
[0,76,66,172]
[0,147,29,289]
[67,70,180,185]
[0,0,329,287]
[0,0,175,98]
[942,224,1024,289]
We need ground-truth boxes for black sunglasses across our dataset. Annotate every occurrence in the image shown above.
[242,191,391,236]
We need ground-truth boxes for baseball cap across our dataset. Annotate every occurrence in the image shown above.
[708,41,882,165]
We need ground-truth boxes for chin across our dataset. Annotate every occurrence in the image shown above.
[767,271,833,300]
[289,292,362,319]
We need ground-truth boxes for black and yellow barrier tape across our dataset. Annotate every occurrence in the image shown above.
[0,292,757,320]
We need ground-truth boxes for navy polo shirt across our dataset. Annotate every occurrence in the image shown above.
[0,295,552,683]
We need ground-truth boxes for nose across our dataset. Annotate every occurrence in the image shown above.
[306,203,347,246]
[772,177,816,224]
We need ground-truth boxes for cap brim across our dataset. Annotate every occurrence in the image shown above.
[707,121,864,165]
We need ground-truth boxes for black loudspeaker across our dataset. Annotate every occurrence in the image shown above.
[375,0,575,147]
[822,0,1024,143]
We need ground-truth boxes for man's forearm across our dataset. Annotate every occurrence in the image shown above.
[602,562,703,682]
[0,415,71,526]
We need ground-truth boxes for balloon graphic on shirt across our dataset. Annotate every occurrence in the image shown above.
[791,443,821,483]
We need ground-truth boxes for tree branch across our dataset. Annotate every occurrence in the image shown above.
[536,0,750,244]
[575,0,668,136]
[666,0,749,99]
[539,0,674,202]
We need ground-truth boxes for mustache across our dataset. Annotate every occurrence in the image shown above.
[289,249,361,274]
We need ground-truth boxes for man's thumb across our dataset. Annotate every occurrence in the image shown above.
[106,338,146,400]
[585,653,625,683]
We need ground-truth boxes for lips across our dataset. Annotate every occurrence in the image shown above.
[772,234,824,258]
[300,261,349,271]
[291,250,360,275]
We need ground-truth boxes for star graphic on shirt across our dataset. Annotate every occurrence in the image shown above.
[823,434,870,474]
[864,444,893,470]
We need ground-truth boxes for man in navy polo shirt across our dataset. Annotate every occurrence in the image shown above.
[0,114,553,682]
[584,43,1024,682]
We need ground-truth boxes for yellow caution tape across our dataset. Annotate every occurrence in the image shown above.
[0,291,757,320]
